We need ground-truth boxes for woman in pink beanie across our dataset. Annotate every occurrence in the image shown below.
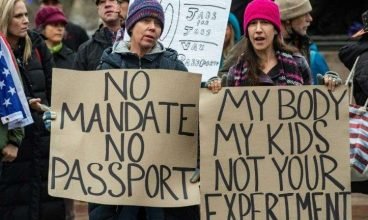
[208,0,340,90]
[209,0,306,88]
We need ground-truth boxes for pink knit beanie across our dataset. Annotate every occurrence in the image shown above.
[243,0,281,36]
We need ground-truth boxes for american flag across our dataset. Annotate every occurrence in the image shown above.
[0,33,33,129]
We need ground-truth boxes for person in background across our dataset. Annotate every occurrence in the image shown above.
[220,12,241,68]
[208,0,339,92]
[275,0,329,84]
[0,33,25,180]
[339,9,368,195]
[35,6,76,69]
[0,35,24,167]
[114,0,130,43]
[73,0,122,70]
[118,0,129,26]
[34,6,76,220]
[0,0,66,219]
[230,0,251,36]
[40,0,89,52]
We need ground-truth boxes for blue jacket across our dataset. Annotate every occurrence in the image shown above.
[309,42,329,84]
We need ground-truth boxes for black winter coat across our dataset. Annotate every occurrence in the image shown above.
[339,35,368,106]
[73,27,113,71]
[53,45,76,69]
[0,31,66,220]
[339,35,368,195]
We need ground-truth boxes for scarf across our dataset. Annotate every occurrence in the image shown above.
[49,43,63,54]
[228,50,304,86]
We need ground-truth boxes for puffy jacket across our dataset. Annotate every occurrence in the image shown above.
[0,31,65,220]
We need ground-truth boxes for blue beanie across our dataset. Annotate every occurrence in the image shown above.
[125,0,165,36]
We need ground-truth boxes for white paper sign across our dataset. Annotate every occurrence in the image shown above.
[126,0,231,81]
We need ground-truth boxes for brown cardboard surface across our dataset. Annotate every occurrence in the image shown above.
[200,86,352,219]
[48,68,201,207]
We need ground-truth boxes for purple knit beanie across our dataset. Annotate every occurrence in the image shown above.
[125,0,165,36]
[243,0,281,36]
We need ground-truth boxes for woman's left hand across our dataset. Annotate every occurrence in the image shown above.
[323,74,342,91]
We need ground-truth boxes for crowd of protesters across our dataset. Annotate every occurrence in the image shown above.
[0,0,367,220]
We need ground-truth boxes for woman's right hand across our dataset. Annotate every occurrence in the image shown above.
[29,98,42,111]
[2,144,18,162]
[206,77,222,94]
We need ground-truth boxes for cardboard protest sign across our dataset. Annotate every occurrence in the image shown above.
[200,86,351,219]
[49,68,200,207]
[125,0,231,81]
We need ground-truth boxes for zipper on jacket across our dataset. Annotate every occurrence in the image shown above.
[139,57,142,69]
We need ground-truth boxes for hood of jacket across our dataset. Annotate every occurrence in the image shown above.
[100,40,179,68]
[339,36,368,70]
[112,40,166,55]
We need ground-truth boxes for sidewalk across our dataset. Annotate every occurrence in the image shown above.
[353,193,368,220]
[74,193,368,219]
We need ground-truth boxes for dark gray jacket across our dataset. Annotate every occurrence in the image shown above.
[73,27,113,71]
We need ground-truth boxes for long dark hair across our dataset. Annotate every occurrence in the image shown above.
[241,34,297,85]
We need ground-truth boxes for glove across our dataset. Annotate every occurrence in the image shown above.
[317,71,342,85]
[42,110,57,131]
[190,168,200,183]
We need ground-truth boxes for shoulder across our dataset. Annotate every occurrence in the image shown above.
[76,38,93,53]
[61,46,76,56]
[28,30,42,42]
[28,30,47,50]
[99,47,121,69]
[162,48,179,61]
[160,47,188,71]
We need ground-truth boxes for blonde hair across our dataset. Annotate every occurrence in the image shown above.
[0,0,32,64]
